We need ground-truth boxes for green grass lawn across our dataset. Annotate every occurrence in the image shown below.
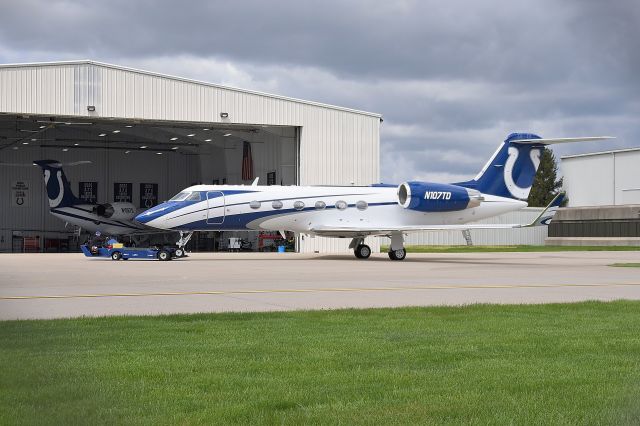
[2,302,640,424]
[382,245,640,253]
[610,263,640,268]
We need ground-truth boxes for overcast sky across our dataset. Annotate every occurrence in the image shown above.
[1,0,638,183]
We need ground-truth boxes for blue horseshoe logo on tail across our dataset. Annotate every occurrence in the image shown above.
[44,169,65,208]
[503,147,541,200]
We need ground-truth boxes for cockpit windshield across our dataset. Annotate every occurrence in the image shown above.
[186,192,201,201]
[169,191,191,201]
[169,191,202,202]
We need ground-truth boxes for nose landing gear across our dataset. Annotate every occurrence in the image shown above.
[175,231,194,258]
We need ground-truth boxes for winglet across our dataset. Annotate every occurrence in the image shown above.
[525,192,565,227]
[251,177,259,186]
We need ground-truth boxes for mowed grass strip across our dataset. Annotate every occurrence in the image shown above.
[610,263,640,268]
[382,245,640,253]
[1,302,640,424]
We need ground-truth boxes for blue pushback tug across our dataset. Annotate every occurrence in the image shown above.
[80,243,179,261]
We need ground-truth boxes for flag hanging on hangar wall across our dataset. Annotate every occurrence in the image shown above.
[242,141,254,180]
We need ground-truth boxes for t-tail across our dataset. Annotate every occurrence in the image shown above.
[33,160,83,208]
[456,133,614,200]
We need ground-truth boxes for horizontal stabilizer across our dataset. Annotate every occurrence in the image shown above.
[511,136,615,145]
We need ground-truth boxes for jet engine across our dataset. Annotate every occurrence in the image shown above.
[397,182,483,212]
[95,202,137,220]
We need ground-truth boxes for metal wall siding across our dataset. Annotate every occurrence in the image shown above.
[404,208,548,246]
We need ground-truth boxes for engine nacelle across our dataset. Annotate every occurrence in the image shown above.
[96,202,137,220]
[397,182,483,212]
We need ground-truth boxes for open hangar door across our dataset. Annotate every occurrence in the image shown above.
[0,114,298,253]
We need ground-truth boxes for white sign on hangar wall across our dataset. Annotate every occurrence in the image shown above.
[11,180,30,208]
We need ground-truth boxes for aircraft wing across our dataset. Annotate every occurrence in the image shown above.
[310,193,564,236]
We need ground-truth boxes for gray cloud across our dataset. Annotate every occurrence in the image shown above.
[0,0,638,183]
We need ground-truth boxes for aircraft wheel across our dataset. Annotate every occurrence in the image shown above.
[158,250,171,261]
[388,248,406,261]
[355,244,371,259]
[111,251,122,261]
[175,248,185,258]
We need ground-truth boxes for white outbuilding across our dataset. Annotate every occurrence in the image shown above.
[0,60,381,253]
[561,148,640,207]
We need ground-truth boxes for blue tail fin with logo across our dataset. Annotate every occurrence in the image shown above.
[456,133,614,200]
[456,133,546,200]
[33,160,82,208]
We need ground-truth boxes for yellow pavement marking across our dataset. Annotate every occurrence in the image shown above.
[2,282,640,300]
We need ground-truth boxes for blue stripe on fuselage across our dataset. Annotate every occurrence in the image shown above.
[135,190,257,224]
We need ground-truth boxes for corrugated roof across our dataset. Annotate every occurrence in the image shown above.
[0,60,382,118]
[562,146,640,160]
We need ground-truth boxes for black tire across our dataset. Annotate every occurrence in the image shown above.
[175,248,185,258]
[388,248,406,261]
[355,244,371,259]
[111,251,122,261]
[158,250,171,261]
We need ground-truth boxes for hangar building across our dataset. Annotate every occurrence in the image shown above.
[0,61,381,253]
[561,148,640,207]
[547,148,640,246]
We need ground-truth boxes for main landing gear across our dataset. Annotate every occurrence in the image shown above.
[387,232,406,261]
[349,233,407,261]
[350,237,371,259]
[388,248,406,261]
[354,243,372,259]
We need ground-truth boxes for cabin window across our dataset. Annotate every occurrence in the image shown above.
[356,200,368,210]
[315,200,326,210]
[294,201,305,210]
[186,192,202,201]
[335,200,348,210]
[250,200,261,209]
[272,200,283,210]
[169,191,190,201]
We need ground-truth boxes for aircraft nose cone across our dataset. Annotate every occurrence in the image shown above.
[134,212,150,224]
[135,204,167,224]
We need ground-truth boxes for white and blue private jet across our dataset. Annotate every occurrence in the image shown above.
[135,133,612,260]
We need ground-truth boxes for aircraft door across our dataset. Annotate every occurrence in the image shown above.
[206,191,225,225]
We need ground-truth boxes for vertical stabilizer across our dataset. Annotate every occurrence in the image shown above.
[456,133,545,200]
[33,160,82,208]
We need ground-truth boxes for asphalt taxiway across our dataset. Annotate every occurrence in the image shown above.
[1,251,639,320]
